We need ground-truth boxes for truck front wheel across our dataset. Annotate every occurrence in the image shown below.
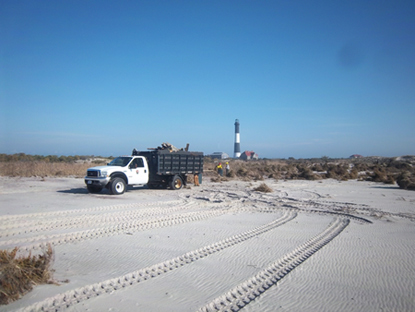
[109,178,126,195]
[170,175,183,190]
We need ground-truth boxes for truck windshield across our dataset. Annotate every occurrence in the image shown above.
[108,157,132,167]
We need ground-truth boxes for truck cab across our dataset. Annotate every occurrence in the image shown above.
[85,156,149,195]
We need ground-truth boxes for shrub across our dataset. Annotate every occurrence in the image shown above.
[326,164,348,180]
[253,183,273,193]
[388,161,412,170]
[236,168,248,177]
[371,168,387,182]
[396,172,415,190]
[298,167,320,180]
[349,167,359,179]
[384,175,396,184]
[226,170,235,178]
[268,172,281,179]
[311,163,324,172]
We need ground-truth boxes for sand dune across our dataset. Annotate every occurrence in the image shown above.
[0,177,414,311]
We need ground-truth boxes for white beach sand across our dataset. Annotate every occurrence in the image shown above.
[1,177,414,311]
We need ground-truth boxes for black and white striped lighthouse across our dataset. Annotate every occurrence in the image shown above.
[234,119,241,158]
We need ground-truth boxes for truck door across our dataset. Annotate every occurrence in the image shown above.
[128,157,149,185]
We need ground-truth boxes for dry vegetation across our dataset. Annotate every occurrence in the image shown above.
[0,154,109,178]
[0,245,54,305]
[204,156,415,191]
[253,183,273,193]
[1,154,414,191]
[0,161,97,178]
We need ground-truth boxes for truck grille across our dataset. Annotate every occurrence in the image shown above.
[87,170,99,177]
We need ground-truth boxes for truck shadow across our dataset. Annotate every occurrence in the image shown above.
[58,186,147,195]
[370,185,401,190]
[58,188,90,194]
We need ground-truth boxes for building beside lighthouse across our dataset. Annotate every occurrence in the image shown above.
[207,152,230,160]
[234,119,241,158]
[240,151,259,160]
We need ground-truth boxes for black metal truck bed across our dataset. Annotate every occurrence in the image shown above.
[133,150,203,175]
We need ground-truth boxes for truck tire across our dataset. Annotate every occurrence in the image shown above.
[109,178,126,195]
[87,186,103,193]
[170,175,183,190]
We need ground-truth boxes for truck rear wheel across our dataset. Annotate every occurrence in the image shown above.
[109,178,126,195]
[170,175,183,190]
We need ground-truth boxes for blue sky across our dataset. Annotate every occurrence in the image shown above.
[1,0,414,158]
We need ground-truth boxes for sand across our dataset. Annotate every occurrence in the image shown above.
[0,177,414,311]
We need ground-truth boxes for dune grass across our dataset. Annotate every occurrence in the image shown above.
[0,245,54,305]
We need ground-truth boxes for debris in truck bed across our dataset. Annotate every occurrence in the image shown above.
[147,142,188,152]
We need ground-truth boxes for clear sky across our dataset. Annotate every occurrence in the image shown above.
[1,0,414,159]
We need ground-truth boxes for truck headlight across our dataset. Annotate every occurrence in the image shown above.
[100,171,108,177]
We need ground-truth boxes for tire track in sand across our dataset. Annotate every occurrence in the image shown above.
[190,188,373,223]
[0,200,183,224]
[0,206,230,251]
[17,211,297,312]
[0,201,203,238]
[197,217,349,312]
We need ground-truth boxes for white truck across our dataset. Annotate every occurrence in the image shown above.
[84,148,203,195]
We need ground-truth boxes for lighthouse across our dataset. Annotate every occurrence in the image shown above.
[234,119,241,158]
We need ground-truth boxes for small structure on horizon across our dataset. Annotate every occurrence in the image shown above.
[208,152,230,160]
[349,154,364,159]
[240,151,259,160]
